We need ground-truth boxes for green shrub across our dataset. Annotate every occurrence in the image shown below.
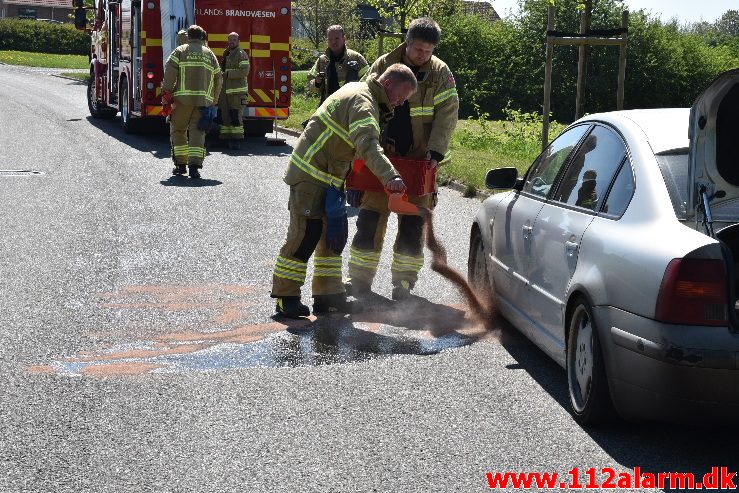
[291,37,319,70]
[437,1,738,122]
[0,19,89,55]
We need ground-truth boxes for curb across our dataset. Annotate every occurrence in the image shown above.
[52,74,87,82]
[444,179,491,200]
[275,125,301,138]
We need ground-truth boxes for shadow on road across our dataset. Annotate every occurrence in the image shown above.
[159,176,223,187]
[86,115,171,159]
[85,115,294,159]
[497,321,739,490]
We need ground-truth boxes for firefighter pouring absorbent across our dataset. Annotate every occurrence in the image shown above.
[271,64,417,318]
[162,24,222,179]
[347,17,459,301]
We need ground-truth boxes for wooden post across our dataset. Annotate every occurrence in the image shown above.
[542,5,555,150]
[617,10,629,110]
[575,0,592,120]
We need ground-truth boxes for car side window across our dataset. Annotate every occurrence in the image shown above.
[552,125,627,211]
[601,159,634,218]
[522,125,590,197]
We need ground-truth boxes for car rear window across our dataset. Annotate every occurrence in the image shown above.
[656,151,689,220]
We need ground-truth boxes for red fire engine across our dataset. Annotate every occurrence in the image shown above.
[73,0,291,135]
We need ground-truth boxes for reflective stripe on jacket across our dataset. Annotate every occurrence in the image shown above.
[307,47,369,102]
[363,43,458,163]
[285,77,398,189]
[163,40,223,106]
[221,47,250,95]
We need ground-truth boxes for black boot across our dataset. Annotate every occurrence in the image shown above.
[345,278,371,298]
[188,165,201,179]
[313,294,352,314]
[229,139,241,150]
[275,296,310,318]
[172,164,186,175]
[391,280,415,301]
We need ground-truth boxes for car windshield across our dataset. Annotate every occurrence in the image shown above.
[655,150,689,220]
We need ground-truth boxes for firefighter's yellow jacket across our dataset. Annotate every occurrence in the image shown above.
[221,46,250,96]
[308,47,369,102]
[163,40,222,106]
[285,76,398,189]
[363,42,458,163]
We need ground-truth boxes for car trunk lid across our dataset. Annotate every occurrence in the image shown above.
[688,68,739,219]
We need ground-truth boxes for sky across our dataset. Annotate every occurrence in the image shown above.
[490,0,733,25]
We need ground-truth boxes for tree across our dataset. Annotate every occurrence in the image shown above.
[363,0,462,32]
[291,0,361,49]
[714,9,739,39]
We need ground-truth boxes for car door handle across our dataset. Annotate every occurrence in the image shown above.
[565,240,579,256]
[522,225,533,240]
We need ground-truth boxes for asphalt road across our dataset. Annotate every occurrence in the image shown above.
[1,64,737,492]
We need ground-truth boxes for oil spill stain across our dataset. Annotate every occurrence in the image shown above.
[27,283,500,376]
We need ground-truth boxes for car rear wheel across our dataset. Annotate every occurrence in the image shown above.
[566,298,613,425]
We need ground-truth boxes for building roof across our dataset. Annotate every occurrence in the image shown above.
[463,0,500,22]
[4,0,73,8]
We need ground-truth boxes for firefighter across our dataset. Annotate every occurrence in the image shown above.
[307,25,369,104]
[271,63,416,318]
[176,29,187,47]
[347,17,459,301]
[162,24,222,179]
[218,32,250,150]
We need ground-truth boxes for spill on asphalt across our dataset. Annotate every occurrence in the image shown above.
[27,283,499,376]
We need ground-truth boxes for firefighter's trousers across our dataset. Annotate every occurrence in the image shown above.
[218,93,245,141]
[348,190,435,289]
[170,104,206,168]
[271,181,345,298]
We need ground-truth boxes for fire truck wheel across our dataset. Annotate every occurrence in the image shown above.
[87,71,115,119]
[119,77,139,133]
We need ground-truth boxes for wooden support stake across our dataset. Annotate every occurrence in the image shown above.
[542,5,555,151]
[575,0,592,120]
[617,10,629,110]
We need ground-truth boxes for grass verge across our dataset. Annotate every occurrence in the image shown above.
[0,50,88,69]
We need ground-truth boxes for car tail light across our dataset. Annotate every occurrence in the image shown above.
[655,258,727,326]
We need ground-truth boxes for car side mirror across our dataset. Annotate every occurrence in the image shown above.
[485,167,519,190]
[74,7,87,30]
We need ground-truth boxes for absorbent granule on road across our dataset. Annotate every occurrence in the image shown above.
[422,209,496,329]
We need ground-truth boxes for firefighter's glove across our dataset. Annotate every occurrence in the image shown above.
[346,189,363,208]
[324,186,348,255]
[197,106,217,131]
[161,91,173,117]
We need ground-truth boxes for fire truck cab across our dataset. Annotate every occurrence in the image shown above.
[74,0,291,135]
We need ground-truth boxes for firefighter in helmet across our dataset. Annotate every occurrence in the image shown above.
[162,25,222,179]
[218,32,250,150]
[271,64,416,318]
[346,17,459,300]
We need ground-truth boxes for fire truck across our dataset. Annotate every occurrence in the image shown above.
[73,0,291,135]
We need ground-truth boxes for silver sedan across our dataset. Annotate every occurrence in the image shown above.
[468,69,739,425]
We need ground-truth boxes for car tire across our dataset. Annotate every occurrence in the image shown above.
[468,227,492,299]
[87,71,116,119]
[566,298,613,425]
